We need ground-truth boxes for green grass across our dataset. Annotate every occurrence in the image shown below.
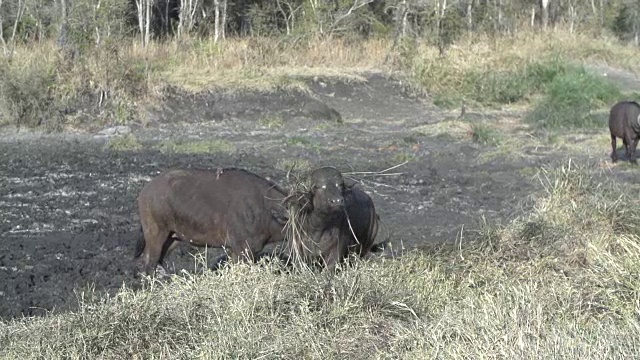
[1,160,639,358]
[107,134,143,151]
[284,136,312,146]
[527,66,621,130]
[154,139,236,154]
[259,115,285,129]
[407,52,573,109]
[469,122,503,146]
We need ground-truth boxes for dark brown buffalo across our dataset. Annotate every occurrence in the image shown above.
[285,166,380,269]
[134,167,289,275]
[344,184,380,258]
[609,100,640,164]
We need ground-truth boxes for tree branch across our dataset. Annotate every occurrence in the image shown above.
[327,0,374,34]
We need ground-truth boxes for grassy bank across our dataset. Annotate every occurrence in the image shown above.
[1,28,639,130]
[1,160,639,358]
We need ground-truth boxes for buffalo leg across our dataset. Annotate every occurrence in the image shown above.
[157,237,180,270]
[321,235,349,272]
[623,137,630,160]
[140,225,172,276]
[631,138,640,164]
[611,134,618,163]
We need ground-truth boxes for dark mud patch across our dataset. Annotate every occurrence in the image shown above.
[0,73,546,320]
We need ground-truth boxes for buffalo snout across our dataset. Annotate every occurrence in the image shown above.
[313,183,346,211]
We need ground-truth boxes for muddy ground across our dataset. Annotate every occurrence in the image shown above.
[0,71,636,320]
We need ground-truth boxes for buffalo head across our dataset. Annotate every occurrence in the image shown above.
[308,166,347,214]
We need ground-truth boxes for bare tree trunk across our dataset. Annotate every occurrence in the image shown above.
[213,0,220,42]
[135,0,145,45]
[434,0,447,38]
[177,0,184,37]
[276,0,291,34]
[275,0,298,35]
[10,0,26,55]
[397,0,408,37]
[402,8,408,37]
[635,8,639,46]
[568,0,576,34]
[599,0,604,26]
[531,6,536,28]
[178,0,200,37]
[165,0,170,36]
[497,0,503,32]
[0,0,7,56]
[221,0,227,40]
[145,0,152,46]
[541,0,550,29]
[95,0,102,46]
[466,0,473,31]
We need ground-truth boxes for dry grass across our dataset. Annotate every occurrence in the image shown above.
[143,37,389,92]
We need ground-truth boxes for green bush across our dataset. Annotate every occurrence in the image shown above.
[527,66,621,129]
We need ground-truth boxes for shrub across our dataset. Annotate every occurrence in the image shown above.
[0,58,57,128]
[527,66,621,129]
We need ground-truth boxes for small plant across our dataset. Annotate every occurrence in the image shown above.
[259,115,284,129]
[469,122,502,146]
[284,136,311,146]
[393,152,415,164]
[108,134,143,151]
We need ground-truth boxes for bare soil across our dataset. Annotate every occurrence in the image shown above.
[0,70,633,320]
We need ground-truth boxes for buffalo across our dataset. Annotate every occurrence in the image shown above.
[283,166,380,269]
[134,166,381,275]
[609,100,640,164]
[134,167,289,275]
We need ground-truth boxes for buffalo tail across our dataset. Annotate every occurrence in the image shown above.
[133,225,145,258]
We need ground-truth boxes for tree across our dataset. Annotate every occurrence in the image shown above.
[177,0,200,37]
[212,0,227,42]
[136,0,155,46]
[0,0,6,56]
[541,0,550,28]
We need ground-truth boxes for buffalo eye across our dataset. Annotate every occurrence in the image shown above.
[321,184,327,189]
